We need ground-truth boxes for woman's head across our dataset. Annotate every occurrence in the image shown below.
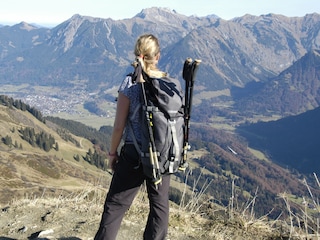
[134,34,160,60]
[134,34,166,78]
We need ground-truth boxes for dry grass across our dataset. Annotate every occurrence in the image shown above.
[2,166,317,240]
[276,173,320,240]
[0,187,104,239]
[0,149,312,239]
[0,184,285,240]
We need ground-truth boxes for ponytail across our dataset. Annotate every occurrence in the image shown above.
[133,34,167,78]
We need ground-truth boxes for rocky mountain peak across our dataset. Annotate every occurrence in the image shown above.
[135,7,177,18]
[134,7,189,24]
[204,14,220,19]
[13,21,38,31]
[49,14,108,52]
[68,14,102,23]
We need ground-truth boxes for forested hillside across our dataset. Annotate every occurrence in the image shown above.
[237,106,320,174]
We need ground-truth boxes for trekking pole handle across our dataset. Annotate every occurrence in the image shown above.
[183,58,192,82]
[190,59,201,84]
[183,58,201,83]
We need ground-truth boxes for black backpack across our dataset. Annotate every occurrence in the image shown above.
[129,58,200,186]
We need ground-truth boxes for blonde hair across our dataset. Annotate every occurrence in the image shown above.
[134,34,167,78]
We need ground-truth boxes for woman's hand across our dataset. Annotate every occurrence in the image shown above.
[108,154,118,172]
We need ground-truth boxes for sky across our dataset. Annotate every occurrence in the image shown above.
[0,0,319,27]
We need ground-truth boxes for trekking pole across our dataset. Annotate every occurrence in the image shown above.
[132,58,162,187]
[141,82,162,187]
[180,58,201,170]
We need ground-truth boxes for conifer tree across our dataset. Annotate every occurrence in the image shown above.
[2,135,12,146]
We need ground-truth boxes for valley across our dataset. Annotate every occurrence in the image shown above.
[0,82,117,128]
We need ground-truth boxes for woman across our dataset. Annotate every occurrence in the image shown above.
[94,34,171,240]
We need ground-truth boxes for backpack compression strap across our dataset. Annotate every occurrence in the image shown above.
[169,119,180,173]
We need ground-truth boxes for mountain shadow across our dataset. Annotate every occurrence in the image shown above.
[236,106,320,174]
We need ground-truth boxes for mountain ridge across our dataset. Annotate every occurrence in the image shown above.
[233,49,320,116]
[1,10,319,87]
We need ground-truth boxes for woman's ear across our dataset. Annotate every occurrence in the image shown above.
[156,52,160,61]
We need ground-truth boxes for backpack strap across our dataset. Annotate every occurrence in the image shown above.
[127,120,142,170]
[168,119,180,173]
[127,123,139,153]
[128,105,160,163]
[127,104,142,169]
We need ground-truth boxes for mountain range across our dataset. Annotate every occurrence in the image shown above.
[0,8,320,116]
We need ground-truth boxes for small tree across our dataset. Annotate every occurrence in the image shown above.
[55,142,59,151]
[2,135,12,146]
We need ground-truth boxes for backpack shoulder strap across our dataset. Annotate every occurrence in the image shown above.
[128,120,141,154]
[128,102,142,154]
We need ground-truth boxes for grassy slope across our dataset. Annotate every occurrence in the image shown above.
[0,105,111,204]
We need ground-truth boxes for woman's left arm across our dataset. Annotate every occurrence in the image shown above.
[108,92,130,170]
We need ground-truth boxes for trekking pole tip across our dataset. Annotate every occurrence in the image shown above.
[179,162,189,172]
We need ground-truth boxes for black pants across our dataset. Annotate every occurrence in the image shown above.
[94,144,171,240]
